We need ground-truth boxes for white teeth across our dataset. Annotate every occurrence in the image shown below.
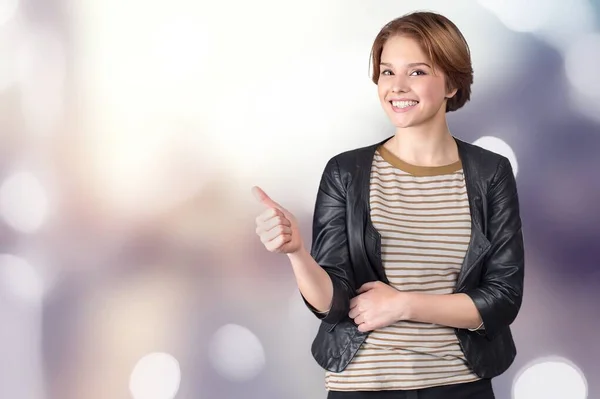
[391,100,418,108]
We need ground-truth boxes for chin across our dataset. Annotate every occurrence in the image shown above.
[390,117,418,129]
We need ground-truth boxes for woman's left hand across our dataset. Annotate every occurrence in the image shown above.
[349,281,411,332]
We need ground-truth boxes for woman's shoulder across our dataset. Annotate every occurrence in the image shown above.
[456,137,512,177]
[456,138,505,160]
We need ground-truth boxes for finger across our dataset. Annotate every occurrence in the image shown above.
[256,214,291,234]
[256,207,285,224]
[354,314,365,325]
[357,323,371,333]
[348,308,358,319]
[252,186,286,212]
[260,225,292,243]
[349,297,357,309]
[357,281,377,294]
[265,234,292,252]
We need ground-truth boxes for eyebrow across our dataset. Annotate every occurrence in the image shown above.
[380,62,432,68]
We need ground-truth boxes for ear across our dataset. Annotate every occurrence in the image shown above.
[445,87,458,99]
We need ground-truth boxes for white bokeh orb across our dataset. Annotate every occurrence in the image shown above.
[0,254,44,304]
[129,352,181,399]
[513,357,587,399]
[208,324,266,382]
[472,136,519,177]
[0,171,49,233]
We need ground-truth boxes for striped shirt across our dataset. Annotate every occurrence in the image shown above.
[325,145,480,391]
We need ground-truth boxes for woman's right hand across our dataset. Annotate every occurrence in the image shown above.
[252,186,304,254]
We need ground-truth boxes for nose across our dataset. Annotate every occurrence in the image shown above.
[391,75,409,93]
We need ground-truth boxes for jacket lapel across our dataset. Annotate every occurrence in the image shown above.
[355,140,390,283]
[455,138,491,290]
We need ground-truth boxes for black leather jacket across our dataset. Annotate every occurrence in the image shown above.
[303,136,525,379]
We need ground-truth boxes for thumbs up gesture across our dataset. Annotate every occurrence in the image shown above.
[252,186,304,254]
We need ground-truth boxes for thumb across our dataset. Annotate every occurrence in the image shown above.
[251,186,285,211]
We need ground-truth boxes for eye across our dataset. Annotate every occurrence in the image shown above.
[381,69,393,76]
[410,70,426,76]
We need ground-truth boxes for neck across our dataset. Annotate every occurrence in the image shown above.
[388,117,458,167]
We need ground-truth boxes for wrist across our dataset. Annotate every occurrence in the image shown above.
[287,246,309,261]
[396,291,416,321]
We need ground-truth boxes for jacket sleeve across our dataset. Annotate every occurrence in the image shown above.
[465,157,525,340]
[301,156,354,325]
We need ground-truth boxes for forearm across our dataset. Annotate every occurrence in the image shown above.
[288,247,333,313]
[406,292,483,330]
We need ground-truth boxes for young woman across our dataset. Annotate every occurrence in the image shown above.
[253,11,524,399]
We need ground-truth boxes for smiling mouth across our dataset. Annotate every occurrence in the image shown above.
[390,100,419,109]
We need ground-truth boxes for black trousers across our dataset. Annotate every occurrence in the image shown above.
[327,379,495,399]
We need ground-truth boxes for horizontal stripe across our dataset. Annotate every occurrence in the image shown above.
[376,227,470,238]
[371,217,471,229]
[326,370,475,384]
[328,367,472,379]
[370,330,455,338]
[384,268,461,275]
[392,287,454,294]
[374,237,471,249]
[326,379,480,392]
[382,243,468,253]
[370,185,467,194]
[371,207,471,218]
[387,275,459,283]
[381,257,463,264]
[357,351,467,359]
[350,355,461,366]
[355,347,461,357]
[371,200,470,211]
[369,334,456,342]
[370,174,466,185]
[387,276,459,284]
[388,282,457,290]
[376,222,471,234]
[358,345,465,356]
[345,356,467,366]
[370,186,469,198]
[370,193,468,206]
[382,249,466,259]
[366,337,458,346]
[379,322,452,330]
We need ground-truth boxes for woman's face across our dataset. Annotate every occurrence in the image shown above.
[377,35,456,129]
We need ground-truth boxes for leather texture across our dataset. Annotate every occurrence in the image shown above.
[302,136,525,378]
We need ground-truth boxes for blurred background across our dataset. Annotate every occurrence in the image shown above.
[0,0,599,398]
